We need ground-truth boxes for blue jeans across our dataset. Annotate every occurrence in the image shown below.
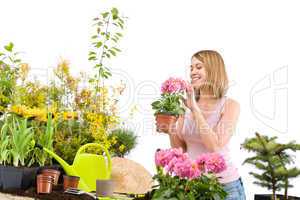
[222,177,246,200]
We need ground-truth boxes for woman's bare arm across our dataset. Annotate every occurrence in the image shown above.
[168,115,187,151]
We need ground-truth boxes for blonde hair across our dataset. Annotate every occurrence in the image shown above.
[192,50,228,99]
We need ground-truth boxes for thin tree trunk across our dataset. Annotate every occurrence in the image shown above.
[272,183,276,200]
[284,177,288,200]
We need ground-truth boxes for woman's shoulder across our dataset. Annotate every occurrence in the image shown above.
[224,97,239,106]
[222,96,240,113]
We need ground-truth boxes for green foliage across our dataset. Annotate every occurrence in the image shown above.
[0,114,55,167]
[9,117,34,167]
[152,167,227,200]
[45,8,129,162]
[108,128,137,157]
[88,7,127,120]
[0,42,22,66]
[15,81,49,108]
[89,7,126,84]
[0,123,10,165]
[30,112,55,166]
[0,7,132,167]
[151,93,185,116]
[54,133,92,165]
[242,132,300,200]
[0,42,21,111]
[53,119,94,164]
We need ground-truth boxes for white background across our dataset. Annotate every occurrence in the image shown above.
[1,0,300,199]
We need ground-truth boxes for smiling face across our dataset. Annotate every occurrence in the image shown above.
[190,56,207,88]
[189,50,229,99]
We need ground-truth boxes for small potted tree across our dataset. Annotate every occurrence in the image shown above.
[151,77,187,133]
[242,132,300,200]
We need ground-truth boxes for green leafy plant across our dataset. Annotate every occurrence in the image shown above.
[0,42,22,67]
[0,121,11,165]
[55,135,89,165]
[108,128,137,157]
[88,7,127,118]
[54,119,94,164]
[0,42,21,112]
[89,7,126,85]
[242,132,300,200]
[31,112,55,166]
[9,117,35,167]
[41,113,55,152]
[152,93,186,116]
[152,171,227,200]
[0,114,56,167]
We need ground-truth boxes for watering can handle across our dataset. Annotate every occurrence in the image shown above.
[76,143,112,176]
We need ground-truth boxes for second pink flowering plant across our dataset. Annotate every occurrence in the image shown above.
[152,148,228,200]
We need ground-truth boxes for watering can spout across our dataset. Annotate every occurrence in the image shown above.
[35,144,74,175]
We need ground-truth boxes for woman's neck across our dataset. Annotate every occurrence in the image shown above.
[198,89,218,100]
[197,90,220,108]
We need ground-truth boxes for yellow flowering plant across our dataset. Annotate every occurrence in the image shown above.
[0,8,136,165]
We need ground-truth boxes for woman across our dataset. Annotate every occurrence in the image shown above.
[157,50,246,199]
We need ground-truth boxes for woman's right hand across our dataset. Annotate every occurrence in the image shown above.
[182,84,201,112]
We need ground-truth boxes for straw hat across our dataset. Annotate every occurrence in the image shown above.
[111,157,154,194]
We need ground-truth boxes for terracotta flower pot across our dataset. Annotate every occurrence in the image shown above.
[63,175,80,190]
[155,114,178,133]
[41,169,61,185]
[36,174,53,194]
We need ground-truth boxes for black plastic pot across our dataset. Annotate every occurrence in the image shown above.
[255,194,300,200]
[1,166,23,189]
[0,165,3,189]
[21,167,39,188]
[0,165,39,190]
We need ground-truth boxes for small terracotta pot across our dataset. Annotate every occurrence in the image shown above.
[63,175,80,190]
[155,114,178,133]
[36,174,53,194]
[41,169,61,185]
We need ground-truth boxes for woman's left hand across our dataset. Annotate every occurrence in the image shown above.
[183,84,201,112]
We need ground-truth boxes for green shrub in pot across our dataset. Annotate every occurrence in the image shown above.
[242,132,300,200]
[108,128,137,157]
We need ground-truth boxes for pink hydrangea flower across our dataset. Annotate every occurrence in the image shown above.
[165,152,189,172]
[173,159,201,180]
[155,148,185,168]
[161,77,187,94]
[155,148,226,180]
[155,148,201,179]
[195,153,227,174]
